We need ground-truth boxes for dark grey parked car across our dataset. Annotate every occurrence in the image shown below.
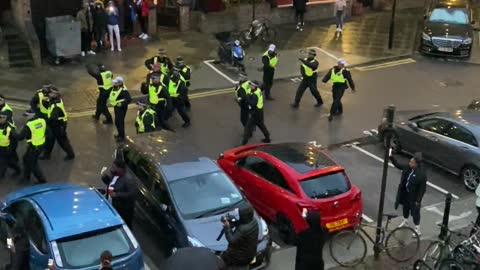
[378,109,480,191]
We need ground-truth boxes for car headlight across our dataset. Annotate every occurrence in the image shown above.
[463,37,472,44]
[422,32,431,41]
[188,236,205,247]
[260,218,269,237]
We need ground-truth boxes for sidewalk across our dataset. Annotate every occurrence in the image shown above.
[1,8,423,112]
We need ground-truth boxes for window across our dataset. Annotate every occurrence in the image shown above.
[300,172,351,199]
[417,118,451,134]
[241,156,293,193]
[124,149,154,189]
[429,8,469,24]
[8,200,47,253]
[443,124,478,146]
[152,176,171,206]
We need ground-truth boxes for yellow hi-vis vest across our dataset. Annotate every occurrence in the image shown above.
[1,103,15,127]
[301,59,317,77]
[169,80,180,98]
[37,91,49,115]
[254,89,264,109]
[109,86,126,107]
[47,100,67,122]
[0,125,12,147]
[148,84,166,105]
[99,71,113,89]
[330,68,346,84]
[235,81,251,98]
[26,118,46,146]
[153,57,170,75]
[263,51,278,68]
[136,108,156,133]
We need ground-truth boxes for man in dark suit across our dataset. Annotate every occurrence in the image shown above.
[390,149,427,236]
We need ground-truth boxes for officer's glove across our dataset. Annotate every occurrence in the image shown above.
[186,82,191,87]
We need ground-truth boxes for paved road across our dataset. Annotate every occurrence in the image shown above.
[1,57,478,269]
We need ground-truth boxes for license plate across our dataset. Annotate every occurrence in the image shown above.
[250,257,256,264]
[326,218,348,229]
[438,47,453,52]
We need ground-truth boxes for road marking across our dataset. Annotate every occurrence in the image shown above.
[425,205,472,222]
[362,214,374,223]
[354,58,416,71]
[290,77,302,82]
[8,102,30,110]
[347,143,460,200]
[203,60,238,84]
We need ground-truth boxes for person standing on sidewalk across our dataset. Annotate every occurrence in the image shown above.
[40,88,75,161]
[241,81,271,145]
[77,2,96,57]
[235,74,251,127]
[93,0,108,53]
[176,57,192,110]
[109,77,131,142]
[262,44,278,100]
[334,0,347,32]
[391,150,427,236]
[291,49,323,108]
[295,209,326,270]
[322,58,355,122]
[136,0,150,40]
[107,1,122,52]
[293,0,307,31]
[0,112,21,180]
[87,63,114,124]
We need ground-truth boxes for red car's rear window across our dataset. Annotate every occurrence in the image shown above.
[299,172,351,199]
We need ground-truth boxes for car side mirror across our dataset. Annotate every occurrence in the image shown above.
[408,122,419,131]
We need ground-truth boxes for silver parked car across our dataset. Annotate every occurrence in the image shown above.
[378,109,480,191]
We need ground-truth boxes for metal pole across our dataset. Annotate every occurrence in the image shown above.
[374,105,396,259]
[388,0,397,49]
[439,193,452,240]
[252,0,256,21]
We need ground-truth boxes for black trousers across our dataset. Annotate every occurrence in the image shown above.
[471,207,480,236]
[294,78,323,105]
[239,104,250,127]
[170,98,190,124]
[22,145,46,183]
[151,101,172,130]
[138,14,148,33]
[330,88,345,115]
[184,89,191,109]
[402,199,420,226]
[44,124,75,158]
[242,110,270,144]
[0,149,21,179]
[94,29,105,52]
[263,70,274,98]
[95,89,113,122]
[295,10,305,24]
[81,31,92,52]
[114,107,128,139]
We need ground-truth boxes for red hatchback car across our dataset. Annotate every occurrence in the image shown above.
[218,143,363,243]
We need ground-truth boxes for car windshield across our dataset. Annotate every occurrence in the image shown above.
[169,171,244,219]
[300,172,351,199]
[56,226,133,268]
[429,8,469,24]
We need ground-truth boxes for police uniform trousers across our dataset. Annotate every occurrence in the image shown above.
[294,77,323,105]
[23,145,46,183]
[0,147,21,179]
[239,103,250,127]
[94,88,113,122]
[330,87,346,116]
[151,101,173,130]
[184,85,191,109]
[44,124,75,158]
[263,69,275,98]
[114,107,128,139]
[170,97,190,124]
[242,109,270,144]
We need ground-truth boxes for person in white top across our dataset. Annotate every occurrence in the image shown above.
[334,0,347,32]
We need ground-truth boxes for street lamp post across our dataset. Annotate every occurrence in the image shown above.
[388,0,397,49]
[374,105,396,258]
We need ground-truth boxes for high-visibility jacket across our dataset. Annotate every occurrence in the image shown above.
[153,57,170,75]
[26,118,46,146]
[169,80,180,98]
[136,108,156,133]
[301,59,317,77]
[109,86,127,107]
[330,68,346,84]
[1,103,15,126]
[47,100,67,122]
[148,84,166,105]
[253,89,264,110]
[36,91,49,115]
[263,51,278,68]
[235,81,251,98]
[0,125,12,147]
[99,71,113,89]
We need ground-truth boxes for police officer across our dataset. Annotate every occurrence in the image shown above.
[262,44,278,100]
[135,101,156,134]
[109,77,131,142]
[40,88,75,161]
[30,84,52,119]
[176,56,192,110]
[0,94,14,125]
[242,81,271,145]
[0,112,21,180]
[17,110,48,184]
[87,64,113,124]
[168,67,190,128]
[322,58,355,122]
[148,73,172,131]
[145,48,173,75]
[235,74,251,127]
[291,49,323,108]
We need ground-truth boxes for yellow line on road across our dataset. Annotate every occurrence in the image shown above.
[355,58,416,71]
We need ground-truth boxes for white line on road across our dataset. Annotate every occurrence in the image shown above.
[203,60,238,84]
[362,214,374,223]
[348,144,460,200]
[310,47,340,61]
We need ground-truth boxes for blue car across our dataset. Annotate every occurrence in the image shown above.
[0,183,144,270]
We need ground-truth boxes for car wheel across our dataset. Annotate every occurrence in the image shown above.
[462,166,480,192]
[383,131,401,153]
[276,214,296,245]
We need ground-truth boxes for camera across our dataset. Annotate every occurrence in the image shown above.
[220,213,236,224]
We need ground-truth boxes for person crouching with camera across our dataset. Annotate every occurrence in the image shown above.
[220,204,259,270]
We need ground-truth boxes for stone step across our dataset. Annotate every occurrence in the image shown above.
[9,58,33,68]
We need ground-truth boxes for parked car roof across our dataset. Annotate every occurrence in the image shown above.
[251,143,337,174]
[161,157,222,182]
[29,184,123,240]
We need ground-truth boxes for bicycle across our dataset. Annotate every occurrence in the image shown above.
[414,258,465,270]
[329,213,420,267]
[232,18,277,48]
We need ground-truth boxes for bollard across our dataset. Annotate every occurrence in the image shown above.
[439,193,452,240]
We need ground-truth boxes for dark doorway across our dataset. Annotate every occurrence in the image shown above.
[0,0,12,26]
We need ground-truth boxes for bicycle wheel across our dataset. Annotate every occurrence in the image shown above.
[385,226,420,262]
[413,259,434,270]
[422,241,446,268]
[329,229,367,267]
[438,258,465,270]
[452,244,478,269]
[261,27,276,43]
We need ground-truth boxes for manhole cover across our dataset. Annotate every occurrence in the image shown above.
[436,79,463,87]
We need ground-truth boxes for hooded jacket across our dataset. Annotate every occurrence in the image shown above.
[295,210,326,270]
[221,205,259,266]
[391,153,427,207]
